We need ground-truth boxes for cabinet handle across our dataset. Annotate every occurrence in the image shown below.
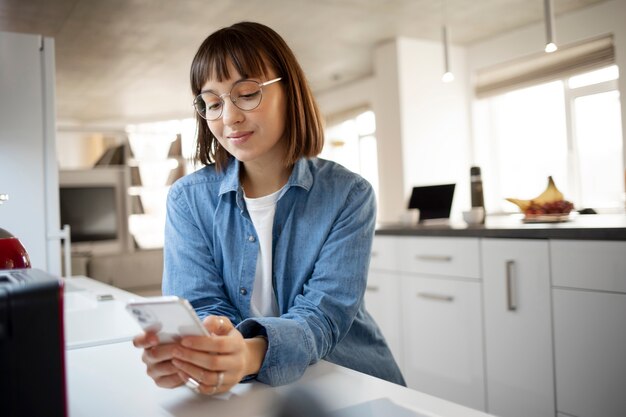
[417,292,454,302]
[415,255,453,262]
[366,285,380,292]
[506,260,517,311]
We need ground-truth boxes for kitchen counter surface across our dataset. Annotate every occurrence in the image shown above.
[376,213,626,240]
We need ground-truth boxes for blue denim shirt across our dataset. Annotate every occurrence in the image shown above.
[163,157,405,387]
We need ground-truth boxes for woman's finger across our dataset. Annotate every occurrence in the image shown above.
[179,332,240,356]
[146,360,179,380]
[132,331,159,348]
[173,345,240,371]
[173,362,231,395]
[203,315,233,336]
[141,343,178,365]
[154,372,185,389]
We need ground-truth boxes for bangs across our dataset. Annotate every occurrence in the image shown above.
[190,28,270,94]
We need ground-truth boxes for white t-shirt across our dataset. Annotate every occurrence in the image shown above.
[243,187,281,317]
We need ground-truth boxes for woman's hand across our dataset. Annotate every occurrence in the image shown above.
[170,316,268,395]
[133,331,186,389]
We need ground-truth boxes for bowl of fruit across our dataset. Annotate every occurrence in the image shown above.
[506,176,575,223]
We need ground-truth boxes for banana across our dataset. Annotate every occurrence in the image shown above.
[506,176,564,211]
[505,197,532,212]
[533,176,563,205]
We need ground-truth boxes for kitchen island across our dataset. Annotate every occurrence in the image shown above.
[64,277,495,417]
[367,214,626,417]
[376,213,626,240]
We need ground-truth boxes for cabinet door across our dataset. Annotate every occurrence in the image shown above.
[397,237,481,278]
[364,270,402,368]
[551,240,626,293]
[481,239,555,417]
[553,288,626,417]
[400,274,485,411]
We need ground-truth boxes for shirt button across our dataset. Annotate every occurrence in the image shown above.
[240,287,248,296]
[248,235,256,242]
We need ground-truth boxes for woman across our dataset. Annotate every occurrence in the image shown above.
[133,21,404,395]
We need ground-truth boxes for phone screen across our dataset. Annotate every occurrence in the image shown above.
[126,296,209,343]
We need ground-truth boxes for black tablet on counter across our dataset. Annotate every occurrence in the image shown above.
[408,183,456,222]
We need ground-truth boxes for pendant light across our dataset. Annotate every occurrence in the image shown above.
[441,0,454,82]
[544,0,557,53]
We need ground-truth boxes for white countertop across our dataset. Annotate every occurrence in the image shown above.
[63,276,495,417]
[64,276,144,349]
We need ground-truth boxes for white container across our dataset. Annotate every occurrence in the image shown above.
[463,207,485,225]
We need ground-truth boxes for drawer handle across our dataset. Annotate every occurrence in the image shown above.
[506,260,517,311]
[415,255,453,262]
[417,292,454,302]
[366,285,380,292]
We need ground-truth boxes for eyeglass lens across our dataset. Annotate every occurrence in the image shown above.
[194,81,263,120]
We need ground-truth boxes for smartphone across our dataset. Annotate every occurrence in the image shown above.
[126,296,209,344]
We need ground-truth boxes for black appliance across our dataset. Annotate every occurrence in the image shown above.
[408,183,456,222]
[0,268,67,417]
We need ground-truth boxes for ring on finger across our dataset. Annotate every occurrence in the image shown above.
[216,371,224,389]
[185,377,201,394]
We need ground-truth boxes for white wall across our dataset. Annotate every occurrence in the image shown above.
[395,38,470,219]
[317,37,470,223]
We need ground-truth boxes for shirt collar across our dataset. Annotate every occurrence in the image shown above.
[218,157,314,197]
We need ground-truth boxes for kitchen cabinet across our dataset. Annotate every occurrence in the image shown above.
[481,238,555,417]
[370,231,626,417]
[367,236,485,411]
[550,239,626,293]
[551,240,626,417]
[364,270,402,366]
[400,274,485,411]
[553,289,626,417]
[366,236,402,366]
[395,236,481,278]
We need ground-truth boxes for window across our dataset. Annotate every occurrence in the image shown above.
[320,110,379,202]
[474,65,623,212]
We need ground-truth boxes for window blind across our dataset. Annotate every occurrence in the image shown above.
[475,35,615,98]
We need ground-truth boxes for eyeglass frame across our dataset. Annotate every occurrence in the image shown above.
[193,77,283,121]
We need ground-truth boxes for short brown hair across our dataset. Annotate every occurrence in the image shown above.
[190,21,324,170]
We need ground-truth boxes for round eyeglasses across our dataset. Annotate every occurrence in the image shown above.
[193,77,282,121]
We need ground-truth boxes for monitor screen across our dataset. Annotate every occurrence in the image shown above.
[407,183,456,221]
[60,186,118,242]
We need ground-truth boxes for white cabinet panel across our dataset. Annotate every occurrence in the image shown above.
[551,240,626,293]
[481,239,555,417]
[400,275,485,411]
[553,288,626,417]
[397,237,481,278]
[364,270,402,368]
[370,235,400,271]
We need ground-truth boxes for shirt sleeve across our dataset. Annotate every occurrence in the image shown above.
[162,184,241,324]
[237,176,376,386]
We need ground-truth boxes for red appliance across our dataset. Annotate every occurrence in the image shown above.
[0,227,31,269]
[0,227,67,417]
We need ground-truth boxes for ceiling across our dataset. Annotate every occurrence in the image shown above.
[0,0,608,128]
